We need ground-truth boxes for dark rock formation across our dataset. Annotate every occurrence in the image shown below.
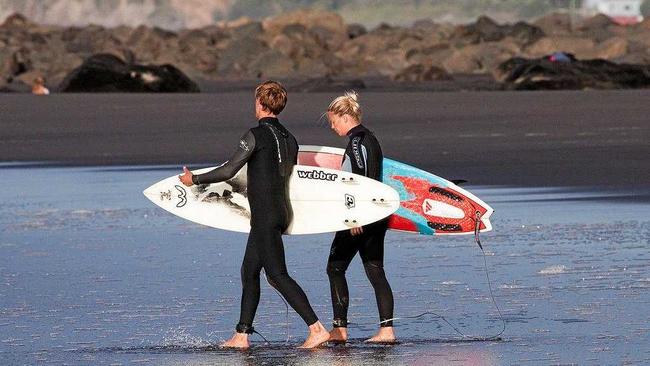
[495,55,650,90]
[346,23,367,39]
[58,53,200,92]
[1,12,33,28]
[1,10,650,92]
[456,16,545,45]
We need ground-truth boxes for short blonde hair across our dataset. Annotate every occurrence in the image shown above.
[328,91,361,122]
[255,80,287,115]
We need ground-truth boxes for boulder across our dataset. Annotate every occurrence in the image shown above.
[1,13,34,28]
[334,31,402,76]
[1,48,32,80]
[614,51,650,65]
[126,25,178,63]
[393,64,452,82]
[596,37,628,59]
[269,34,294,57]
[3,10,649,88]
[442,48,482,74]
[216,36,268,77]
[62,25,125,57]
[178,29,211,49]
[533,13,573,36]
[309,25,343,51]
[347,24,367,39]
[577,13,618,42]
[218,16,255,29]
[14,70,46,87]
[578,13,616,31]
[525,36,597,59]
[58,53,199,92]
[263,9,347,50]
[295,57,330,77]
[412,18,437,30]
[405,43,452,68]
[175,29,223,76]
[265,9,345,34]
[110,25,135,44]
[495,56,650,90]
[229,21,264,40]
[371,48,410,77]
[443,40,521,74]
[626,30,650,48]
[0,79,30,92]
[509,21,546,44]
[247,49,295,79]
[455,16,544,45]
[462,16,504,42]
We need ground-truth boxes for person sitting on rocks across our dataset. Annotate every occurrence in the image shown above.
[32,77,50,95]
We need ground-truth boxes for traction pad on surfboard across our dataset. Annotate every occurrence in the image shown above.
[426,185,473,232]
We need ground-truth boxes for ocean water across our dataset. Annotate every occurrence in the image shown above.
[1,165,649,365]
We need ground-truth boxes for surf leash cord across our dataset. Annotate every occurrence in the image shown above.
[263,269,292,344]
[349,211,505,341]
[267,211,506,343]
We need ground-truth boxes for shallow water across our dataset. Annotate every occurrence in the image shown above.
[1,166,649,365]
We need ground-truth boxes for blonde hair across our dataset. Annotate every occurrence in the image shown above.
[328,91,361,122]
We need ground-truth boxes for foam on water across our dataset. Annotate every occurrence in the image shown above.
[538,265,568,275]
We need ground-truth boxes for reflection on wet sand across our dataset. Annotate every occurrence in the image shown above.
[1,166,648,365]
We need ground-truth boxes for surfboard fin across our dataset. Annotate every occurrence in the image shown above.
[451,179,468,185]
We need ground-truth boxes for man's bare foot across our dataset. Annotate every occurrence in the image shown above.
[220,332,250,349]
[299,321,330,349]
[328,327,348,344]
[365,327,396,343]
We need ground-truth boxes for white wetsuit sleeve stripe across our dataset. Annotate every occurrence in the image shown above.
[361,145,368,177]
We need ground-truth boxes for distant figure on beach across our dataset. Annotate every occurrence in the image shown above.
[324,91,396,344]
[32,77,50,95]
[178,81,330,349]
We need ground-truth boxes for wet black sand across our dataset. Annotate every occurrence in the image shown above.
[1,90,649,187]
[1,167,649,365]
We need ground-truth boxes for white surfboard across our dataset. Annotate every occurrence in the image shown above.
[298,145,493,236]
[143,165,400,235]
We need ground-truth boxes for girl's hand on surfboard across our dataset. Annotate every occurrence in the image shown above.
[179,166,194,187]
[350,227,363,236]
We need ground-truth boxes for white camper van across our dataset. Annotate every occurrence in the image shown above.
[583,0,644,24]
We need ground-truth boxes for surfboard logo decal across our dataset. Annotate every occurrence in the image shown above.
[422,199,465,219]
[239,139,250,152]
[160,190,172,201]
[345,194,355,209]
[297,169,338,181]
[174,185,187,208]
[351,137,365,170]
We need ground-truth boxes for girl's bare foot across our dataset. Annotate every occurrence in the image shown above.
[299,321,330,349]
[221,332,250,349]
[365,327,396,343]
[328,327,348,344]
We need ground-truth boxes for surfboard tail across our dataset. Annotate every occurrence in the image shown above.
[298,145,495,236]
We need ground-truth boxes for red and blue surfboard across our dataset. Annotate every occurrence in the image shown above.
[298,145,493,235]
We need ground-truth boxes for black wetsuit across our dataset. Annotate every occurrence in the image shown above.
[193,117,318,332]
[326,124,395,328]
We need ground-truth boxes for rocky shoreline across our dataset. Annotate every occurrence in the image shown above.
[1,10,650,92]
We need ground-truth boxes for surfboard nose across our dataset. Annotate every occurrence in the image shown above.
[142,183,160,200]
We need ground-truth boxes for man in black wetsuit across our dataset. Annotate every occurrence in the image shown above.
[325,91,396,343]
[179,81,329,349]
